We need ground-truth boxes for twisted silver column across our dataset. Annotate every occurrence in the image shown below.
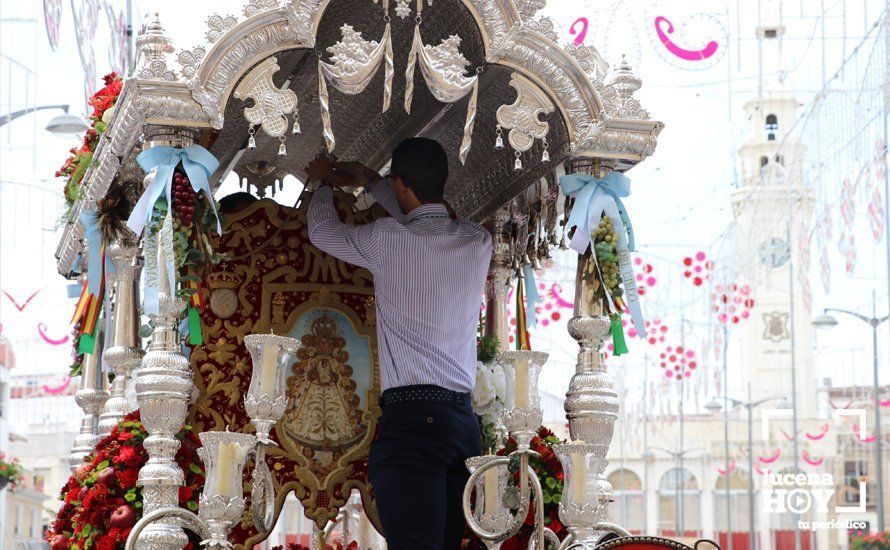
[99,240,144,435]
[485,205,514,351]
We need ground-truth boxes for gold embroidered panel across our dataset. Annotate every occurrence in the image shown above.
[188,193,384,547]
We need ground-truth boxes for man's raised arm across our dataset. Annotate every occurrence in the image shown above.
[307,185,381,271]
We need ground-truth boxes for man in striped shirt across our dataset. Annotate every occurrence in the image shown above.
[306,138,492,549]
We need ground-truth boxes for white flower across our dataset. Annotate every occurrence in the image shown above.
[101,106,115,124]
[473,360,508,424]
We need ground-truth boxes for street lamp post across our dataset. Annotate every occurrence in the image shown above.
[0,104,88,137]
[646,446,704,538]
[813,292,889,532]
[706,391,786,550]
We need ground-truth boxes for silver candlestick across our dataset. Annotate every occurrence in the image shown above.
[243,333,301,533]
[126,430,256,550]
[463,350,554,550]
[99,240,144,435]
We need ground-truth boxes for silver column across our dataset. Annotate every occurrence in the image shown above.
[99,239,145,435]
[485,206,513,350]
[562,159,619,525]
[69,329,110,471]
[133,129,196,550]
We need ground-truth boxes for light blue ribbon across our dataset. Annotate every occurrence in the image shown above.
[126,145,221,235]
[559,171,635,254]
[559,171,645,339]
[521,264,539,329]
[78,211,115,296]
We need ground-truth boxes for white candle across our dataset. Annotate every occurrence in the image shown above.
[215,442,235,497]
[514,359,530,409]
[483,467,499,515]
[570,440,587,504]
[259,343,281,395]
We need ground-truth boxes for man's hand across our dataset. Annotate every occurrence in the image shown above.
[306,154,334,185]
[331,161,381,189]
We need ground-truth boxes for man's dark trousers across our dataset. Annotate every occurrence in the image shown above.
[369,386,482,550]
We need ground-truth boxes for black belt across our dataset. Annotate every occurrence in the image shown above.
[380,384,472,409]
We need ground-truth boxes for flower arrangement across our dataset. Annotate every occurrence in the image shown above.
[47,411,204,550]
[852,533,890,550]
[0,453,26,493]
[461,427,567,550]
[57,73,124,211]
[473,335,508,452]
[271,543,358,550]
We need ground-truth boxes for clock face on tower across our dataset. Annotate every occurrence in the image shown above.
[758,237,790,268]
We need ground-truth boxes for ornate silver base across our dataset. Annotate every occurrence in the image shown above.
[134,293,191,550]
[99,346,144,435]
[70,387,109,471]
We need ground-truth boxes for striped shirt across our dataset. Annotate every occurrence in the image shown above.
[308,182,492,392]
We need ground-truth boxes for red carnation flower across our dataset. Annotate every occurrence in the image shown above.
[114,446,139,467]
[178,485,193,502]
[116,468,139,489]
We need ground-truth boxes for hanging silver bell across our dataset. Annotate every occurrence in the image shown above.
[247,135,257,149]
[292,120,301,134]
[514,154,522,171]
[541,148,550,162]
[278,140,287,156]
[495,134,504,149]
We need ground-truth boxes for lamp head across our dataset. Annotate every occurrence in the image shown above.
[812,313,839,329]
[704,399,723,414]
[46,112,89,138]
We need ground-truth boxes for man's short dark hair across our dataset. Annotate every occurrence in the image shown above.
[390,137,448,203]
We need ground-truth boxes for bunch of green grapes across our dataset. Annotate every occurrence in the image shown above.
[593,216,623,298]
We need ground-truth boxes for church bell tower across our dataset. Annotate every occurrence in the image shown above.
[729,0,816,417]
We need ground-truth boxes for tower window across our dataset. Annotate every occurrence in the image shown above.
[760,156,769,168]
[766,114,778,141]
[775,154,784,166]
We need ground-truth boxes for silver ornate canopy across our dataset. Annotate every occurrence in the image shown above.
[54,0,661,274]
[58,1,663,545]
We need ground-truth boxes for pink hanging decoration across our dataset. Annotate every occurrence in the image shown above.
[805,423,830,440]
[504,281,574,338]
[657,343,698,382]
[37,322,71,346]
[654,16,720,61]
[758,449,781,463]
[853,423,877,443]
[867,184,885,242]
[633,257,658,296]
[838,176,857,275]
[547,282,575,309]
[716,460,736,476]
[802,450,823,466]
[711,282,754,325]
[41,376,73,395]
[2,289,41,312]
[682,251,712,287]
[569,17,589,46]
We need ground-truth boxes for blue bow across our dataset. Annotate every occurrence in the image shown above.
[559,171,645,338]
[79,210,115,296]
[521,264,539,329]
[126,145,221,235]
[559,171,635,255]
